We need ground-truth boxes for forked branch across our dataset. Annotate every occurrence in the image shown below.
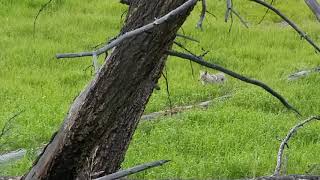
[56,0,198,59]
[274,116,320,176]
[166,50,301,115]
[225,0,249,29]
[250,0,320,52]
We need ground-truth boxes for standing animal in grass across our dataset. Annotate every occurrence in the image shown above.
[199,71,226,85]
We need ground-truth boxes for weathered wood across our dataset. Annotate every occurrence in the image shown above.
[22,0,196,179]
[305,0,320,22]
[94,160,170,180]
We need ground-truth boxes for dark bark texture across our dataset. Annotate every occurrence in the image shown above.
[305,0,320,22]
[23,0,195,179]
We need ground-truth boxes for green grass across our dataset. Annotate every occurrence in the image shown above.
[1,0,320,178]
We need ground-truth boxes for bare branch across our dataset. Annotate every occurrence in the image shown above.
[162,68,173,115]
[33,0,54,38]
[305,0,320,22]
[166,50,301,115]
[0,110,24,140]
[196,0,207,30]
[225,0,232,22]
[255,175,320,180]
[274,116,320,176]
[250,0,320,53]
[56,0,198,59]
[176,33,200,43]
[94,160,170,180]
[225,0,249,30]
[257,0,275,24]
[231,9,249,28]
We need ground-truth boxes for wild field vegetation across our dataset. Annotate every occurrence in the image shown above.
[0,0,320,178]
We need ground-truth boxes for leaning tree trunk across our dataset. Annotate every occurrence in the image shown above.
[305,0,320,22]
[23,0,196,179]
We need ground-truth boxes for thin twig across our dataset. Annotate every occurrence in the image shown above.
[176,33,200,43]
[166,50,301,115]
[94,160,170,180]
[196,0,207,30]
[231,9,249,28]
[33,0,54,38]
[257,0,275,24]
[250,0,320,53]
[162,68,173,115]
[0,110,24,140]
[225,0,249,30]
[274,116,320,176]
[56,0,198,59]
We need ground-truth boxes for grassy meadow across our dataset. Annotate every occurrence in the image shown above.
[1,0,320,178]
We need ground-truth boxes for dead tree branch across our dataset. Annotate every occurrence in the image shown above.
[0,110,24,141]
[274,116,320,176]
[33,0,54,38]
[166,50,301,115]
[196,0,207,30]
[257,0,275,24]
[225,0,249,29]
[56,0,198,59]
[176,33,200,43]
[250,0,320,53]
[305,0,320,22]
[255,175,320,180]
[94,160,170,180]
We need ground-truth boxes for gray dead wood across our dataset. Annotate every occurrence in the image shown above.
[0,177,21,180]
[305,0,320,22]
[94,160,170,180]
[0,149,26,165]
[56,0,198,59]
[167,50,301,115]
[0,148,43,165]
[288,67,320,80]
[274,116,320,176]
[196,0,207,30]
[254,175,320,180]
[140,95,232,121]
[250,0,320,52]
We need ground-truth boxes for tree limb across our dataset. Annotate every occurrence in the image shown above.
[166,50,301,115]
[56,0,198,59]
[196,0,207,30]
[274,116,320,176]
[94,160,170,180]
[250,0,320,53]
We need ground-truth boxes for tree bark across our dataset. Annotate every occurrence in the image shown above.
[305,0,320,22]
[23,0,196,179]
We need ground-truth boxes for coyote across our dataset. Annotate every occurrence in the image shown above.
[199,71,226,85]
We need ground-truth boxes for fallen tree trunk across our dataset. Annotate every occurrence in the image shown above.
[305,0,320,22]
[22,0,196,179]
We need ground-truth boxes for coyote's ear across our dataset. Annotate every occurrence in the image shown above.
[204,71,207,75]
